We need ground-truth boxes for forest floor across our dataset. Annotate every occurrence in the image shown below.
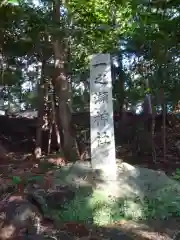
[0,151,180,239]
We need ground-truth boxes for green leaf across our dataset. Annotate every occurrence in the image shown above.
[12,176,21,184]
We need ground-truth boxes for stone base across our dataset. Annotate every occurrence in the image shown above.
[92,164,117,181]
[95,179,120,198]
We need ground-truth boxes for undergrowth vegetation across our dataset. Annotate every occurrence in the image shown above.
[10,167,180,226]
[54,169,180,225]
[54,185,180,225]
[172,168,180,181]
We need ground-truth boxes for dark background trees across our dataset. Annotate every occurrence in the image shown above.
[0,0,179,165]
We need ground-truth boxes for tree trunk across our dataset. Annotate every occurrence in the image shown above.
[151,110,156,163]
[162,102,166,161]
[34,60,46,159]
[144,77,156,162]
[115,54,125,116]
[118,71,125,115]
[52,0,77,161]
[47,115,53,154]
[47,83,61,153]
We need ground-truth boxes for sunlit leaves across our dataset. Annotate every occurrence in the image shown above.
[0,0,179,112]
[1,0,19,6]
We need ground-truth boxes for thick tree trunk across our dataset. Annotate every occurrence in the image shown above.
[52,0,78,161]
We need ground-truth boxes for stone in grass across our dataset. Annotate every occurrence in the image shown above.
[45,186,75,209]
[26,185,75,213]
[26,190,48,215]
[0,195,42,239]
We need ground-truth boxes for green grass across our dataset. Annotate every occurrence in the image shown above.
[172,168,180,181]
[52,179,180,226]
[11,167,180,226]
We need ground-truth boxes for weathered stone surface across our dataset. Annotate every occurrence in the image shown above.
[52,160,177,197]
[0,194,42,239]
[46,186,75,209]
[90,54,117,181]
[26,185,76,215]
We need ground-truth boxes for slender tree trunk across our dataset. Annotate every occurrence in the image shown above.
[162,102,166,161]
[51,95,61,151]
[118,62,125,115]
[151,111,156,163]
[7,87,11,114]
[144,77,156,163]
[47,104,53,154]
[34,60,46,159]
[157,63,167,161]
[47,83,61,153]
[48,125,53,154]
[53,87,64,147]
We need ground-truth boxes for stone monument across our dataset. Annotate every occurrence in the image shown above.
[90,53,117,180]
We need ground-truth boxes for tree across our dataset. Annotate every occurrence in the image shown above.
[1,0,179,160]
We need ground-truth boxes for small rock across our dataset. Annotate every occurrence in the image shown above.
[46,186,75,209]
[0,195,43,239]
[26,190,48,216]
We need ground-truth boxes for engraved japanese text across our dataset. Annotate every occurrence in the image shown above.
[93,92,108,104]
